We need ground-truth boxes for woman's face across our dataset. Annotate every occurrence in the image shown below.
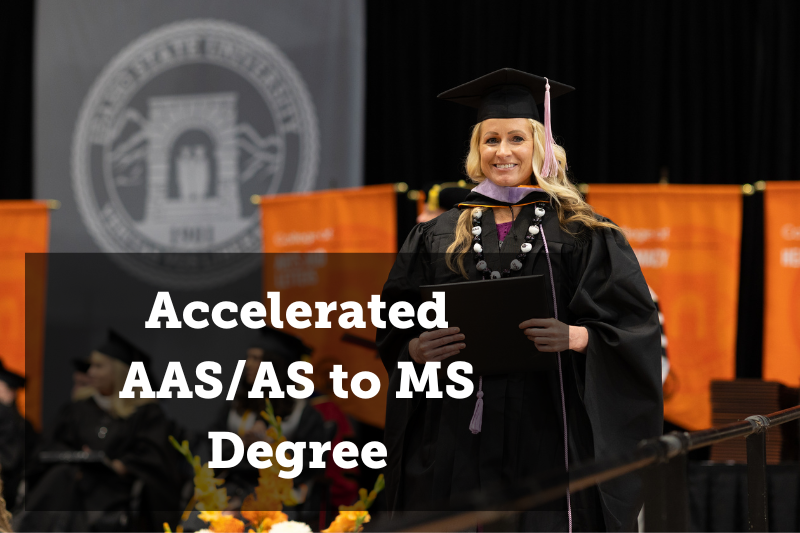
[244,347,290,387]
[244,347,264,385]
[479,118,534,187]
[88,351,115,396]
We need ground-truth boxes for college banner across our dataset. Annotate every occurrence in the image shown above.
[0,201,50,427]
[260,185,397,427]
[586,184,742,430]
[763,181,800,387]
[32,0,365,435]
[35,0,365,289]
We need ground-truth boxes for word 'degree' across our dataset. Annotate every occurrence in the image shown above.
[208,433,387,478]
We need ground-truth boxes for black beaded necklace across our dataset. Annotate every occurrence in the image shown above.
[471,204,546,279]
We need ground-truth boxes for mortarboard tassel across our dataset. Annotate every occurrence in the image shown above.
[540,78,559,179]
[469,376,484,434]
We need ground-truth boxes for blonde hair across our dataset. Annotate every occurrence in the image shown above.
[446,119,621,277]
[89,351,155,419]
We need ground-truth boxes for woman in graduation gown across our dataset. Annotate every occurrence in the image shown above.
[377,69,663,532]
[20,331,180,532]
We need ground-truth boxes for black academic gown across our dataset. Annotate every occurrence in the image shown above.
[22,397,180,531]
[377,197,663,532]
[0,402,37,508]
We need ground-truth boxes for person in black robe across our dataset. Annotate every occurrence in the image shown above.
[205,328,328,513]
[19,331,180,532]
[0,359,37,511]
[377,68,663,532]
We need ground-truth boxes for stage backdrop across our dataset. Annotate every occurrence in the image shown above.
[260,185,397,427]
[587,184,742,431]
[0,201,50,427]
[763,181,800,387]
[34,0,364,289]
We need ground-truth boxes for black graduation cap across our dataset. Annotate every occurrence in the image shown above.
[249,328,313,363]
[96,329,151,367]
[437,68,574,122]
[72,357,91,374]
[0,359,25,390]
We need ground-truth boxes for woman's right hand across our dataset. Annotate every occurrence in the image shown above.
[408,327,465,364]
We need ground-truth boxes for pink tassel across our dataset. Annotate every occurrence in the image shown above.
[541,78,558,179]
[469,376,484,434]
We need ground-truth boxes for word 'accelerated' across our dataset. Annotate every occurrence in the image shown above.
[144,291,447,330]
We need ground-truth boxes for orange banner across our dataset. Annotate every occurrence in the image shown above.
[260,185,397,254]
[763,181,800,387]
[260,185,397,428]
[0,201,50,428]
[586,185,742,430]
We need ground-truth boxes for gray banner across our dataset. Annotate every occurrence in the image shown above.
[35,0,364,288]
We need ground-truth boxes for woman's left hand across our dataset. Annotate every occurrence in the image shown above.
[110,459,128,477]
[519,318,588,354]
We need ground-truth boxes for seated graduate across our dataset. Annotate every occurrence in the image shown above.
[207,327,328,510]
[377,69,663,532]
[0,359,37,512]
[21,330,180,532]
[70,357,94,402]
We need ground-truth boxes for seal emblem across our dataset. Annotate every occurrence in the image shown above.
[72,19,319,288]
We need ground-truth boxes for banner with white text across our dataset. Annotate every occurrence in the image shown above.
[586,184,742,430]
[260,185,397,427]
[763,181,800,387]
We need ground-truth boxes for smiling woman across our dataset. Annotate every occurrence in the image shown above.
[378,68,663,532]
[477,118,535,188]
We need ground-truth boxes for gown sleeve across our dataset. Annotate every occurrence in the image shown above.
[377,220,435,378]
[567,222,663,532]
[376,220,435,511]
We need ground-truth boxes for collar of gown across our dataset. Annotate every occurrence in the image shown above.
[93,392,113,412]
[458,179,549,208]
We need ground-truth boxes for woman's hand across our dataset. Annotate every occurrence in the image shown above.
[408,327,465,364]
[519,319,588,354]
[110,459,128,477]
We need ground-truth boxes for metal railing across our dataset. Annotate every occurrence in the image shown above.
[371,404,800,532]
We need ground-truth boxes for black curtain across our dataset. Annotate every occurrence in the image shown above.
[0,0,33,200]
[364,1,800,189]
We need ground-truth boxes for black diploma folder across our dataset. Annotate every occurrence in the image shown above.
[420,275,558,375]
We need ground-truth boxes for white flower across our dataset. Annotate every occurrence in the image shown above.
[270,521,313,533]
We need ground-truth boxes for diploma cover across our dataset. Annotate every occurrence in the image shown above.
[420,275,558,375]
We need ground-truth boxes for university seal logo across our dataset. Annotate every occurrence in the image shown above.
[72,19,319,288]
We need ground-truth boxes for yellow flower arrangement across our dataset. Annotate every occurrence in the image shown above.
[169,436,230,512]
[197,511,245,532]
[166,400,302,533]
[322,474,384,533]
